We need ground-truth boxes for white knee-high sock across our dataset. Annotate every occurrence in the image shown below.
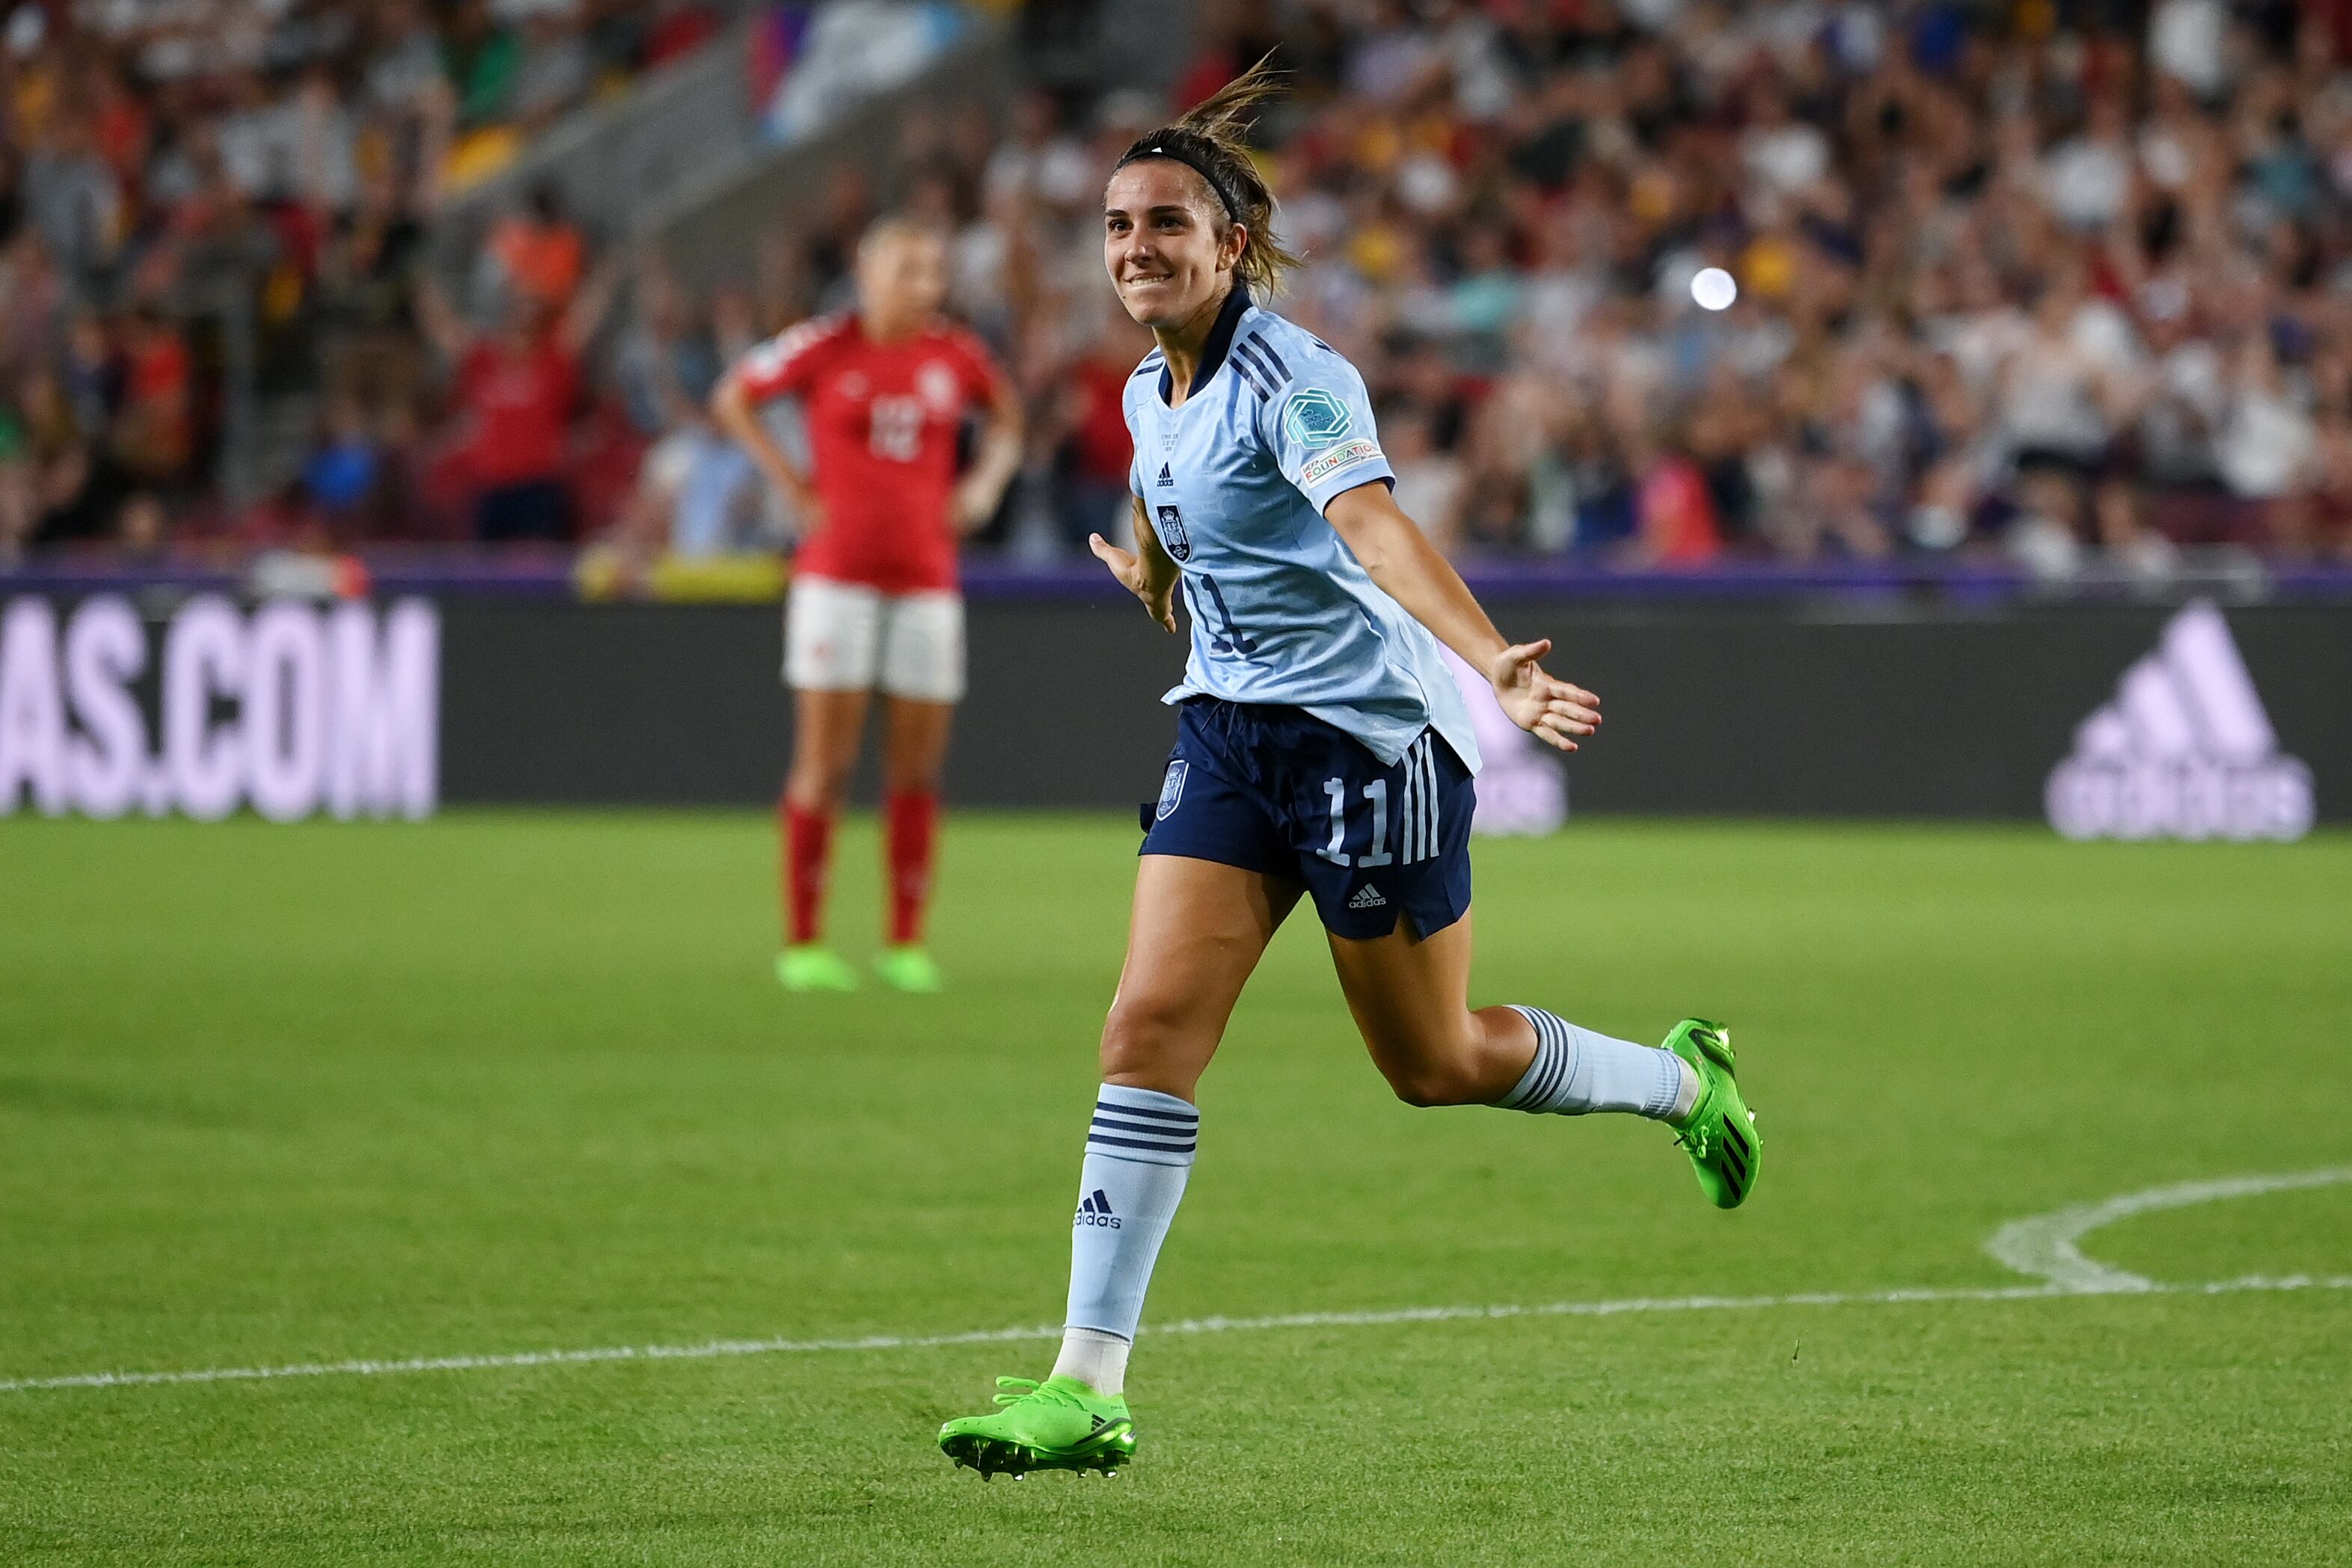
[1499,1005,1697,1121]
[1052,1084,1197,1396]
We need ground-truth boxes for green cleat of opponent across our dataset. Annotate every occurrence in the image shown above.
[874,944,944,993]
[1664,1018,1761,1208]
[939,1375,1136,1478]
[776,945,858,993]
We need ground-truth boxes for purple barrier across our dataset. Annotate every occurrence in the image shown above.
[6,549,2351,603]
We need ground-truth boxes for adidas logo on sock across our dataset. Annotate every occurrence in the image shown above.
[1074,1188,1121,1229]
[2045,599,2312,842]
[1156,463,1174,487]
[1347,884,1386,910]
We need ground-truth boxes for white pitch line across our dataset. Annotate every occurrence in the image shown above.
[4,1273,2348,1397]
[1985,1168,2352,1292]
[10,1170,2350,1397]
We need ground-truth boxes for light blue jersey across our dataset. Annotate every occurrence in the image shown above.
[1123,288,1480,774]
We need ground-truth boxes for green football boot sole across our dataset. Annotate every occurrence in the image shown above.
[1664,1018,1760,1209]
[775,945,858,992]
[939,1375,1137,1479]
[874,944,944,993]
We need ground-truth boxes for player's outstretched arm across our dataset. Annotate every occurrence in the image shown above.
[1088,497,1179,634]
[1323,481,1599,752]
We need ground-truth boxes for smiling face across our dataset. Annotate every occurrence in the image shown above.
[1102,160,1246,332]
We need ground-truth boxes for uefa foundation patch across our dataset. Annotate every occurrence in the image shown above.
[1301,438,1382,487]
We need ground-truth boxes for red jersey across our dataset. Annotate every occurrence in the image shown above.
[455,337,579,488]
[735,313,1005,593]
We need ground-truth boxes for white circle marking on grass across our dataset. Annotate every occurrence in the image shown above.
[4,1170,2347,1396]
[1984,1167,2352,1293]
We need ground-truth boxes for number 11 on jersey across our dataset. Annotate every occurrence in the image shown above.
[1188,573,1257,656]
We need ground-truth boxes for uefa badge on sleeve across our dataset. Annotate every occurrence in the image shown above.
[1281,389,1353,447]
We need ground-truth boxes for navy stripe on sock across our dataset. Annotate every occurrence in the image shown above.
[1504,1005,1572,1111]
[1087,1133,1198,1155]
[1092,1098,1198,1124]
[1090,1115,1195,1142]
[1541,1012,1576,1105]
[1527,1035,1566,1109]
[1514,1005,1552,1104]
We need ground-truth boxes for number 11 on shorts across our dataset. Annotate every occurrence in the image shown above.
[1318,778,1392,868]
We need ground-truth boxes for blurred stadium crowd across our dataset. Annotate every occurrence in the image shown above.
[0,0,727,557]
[9,0,2352,570]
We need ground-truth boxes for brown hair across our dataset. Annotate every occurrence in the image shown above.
[1112,56,1300,296]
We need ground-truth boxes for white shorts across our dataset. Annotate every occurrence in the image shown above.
[783,575,967,702]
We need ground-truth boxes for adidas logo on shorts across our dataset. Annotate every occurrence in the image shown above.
[2045,599,2312,842]
[1347,884,1387,910]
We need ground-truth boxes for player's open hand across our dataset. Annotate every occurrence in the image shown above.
[1089,533,1178,634]
[1487,639,1599,752]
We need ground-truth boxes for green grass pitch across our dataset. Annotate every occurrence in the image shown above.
[3,812,2348,1565]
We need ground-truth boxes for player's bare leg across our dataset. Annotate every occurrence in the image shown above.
[1100,854,1300,1097]
[874,696,955,991]
[777,686,869,991]
[1328,913,1760,1207]
[1324,910,1540,1106]
[940,854,1298,1474]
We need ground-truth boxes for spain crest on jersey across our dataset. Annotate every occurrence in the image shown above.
[1156,503,1191,562]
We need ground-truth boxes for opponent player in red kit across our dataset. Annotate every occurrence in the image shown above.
[712,218,1022,993]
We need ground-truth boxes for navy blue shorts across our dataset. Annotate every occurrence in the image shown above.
[1139,698,1475,940]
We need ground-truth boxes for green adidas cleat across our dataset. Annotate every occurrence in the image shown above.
[938,1375,1136,1478]
[874,944,943,993]
[1664,1018,1760,1209]
[776,945,858,992]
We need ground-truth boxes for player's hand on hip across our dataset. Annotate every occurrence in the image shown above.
[950,475,998,533]
[1487,638,1599,752]
[1089,533,1177,634]
[767,465,822,531]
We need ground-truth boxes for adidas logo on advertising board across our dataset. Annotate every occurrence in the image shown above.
[2045,599,2312,842]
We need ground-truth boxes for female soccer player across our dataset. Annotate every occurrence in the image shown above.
[714,218,1021,993]
[937,70,1762,1477]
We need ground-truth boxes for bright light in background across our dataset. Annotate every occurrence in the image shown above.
[1691,267,1738,311]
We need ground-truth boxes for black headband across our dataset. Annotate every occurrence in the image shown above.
[1117,139,1245,227]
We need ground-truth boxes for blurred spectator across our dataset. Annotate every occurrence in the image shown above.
[484,183,587,314]
[418,266,614,542]
[302,396,388,537]
[1046,301,1150,547]
[624,404,765,560]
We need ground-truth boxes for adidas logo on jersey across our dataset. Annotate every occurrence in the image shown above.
[2045,599,2312,842]
[1156,463,1174,487]
[1074,1189,1121,1229]
[1347,884,1387,910]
